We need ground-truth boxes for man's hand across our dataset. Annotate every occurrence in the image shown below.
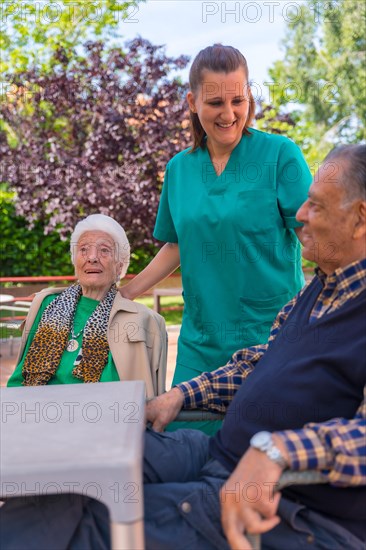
[221,436,289,549]
[146,387,184,432]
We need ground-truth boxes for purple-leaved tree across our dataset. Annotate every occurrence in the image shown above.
[0,38,190,250]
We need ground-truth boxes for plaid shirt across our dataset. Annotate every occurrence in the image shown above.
[177,258,366,486]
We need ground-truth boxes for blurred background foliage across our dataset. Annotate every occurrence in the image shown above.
[0,185,160,276]
[0,0,137,74]
[0,0,364,276]
[257,0,365,165]
[0,184,72,276]
[0,37,190,249]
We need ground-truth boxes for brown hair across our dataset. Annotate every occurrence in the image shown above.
[188,44,256,152]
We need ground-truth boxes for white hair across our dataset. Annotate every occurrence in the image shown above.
[70,214,130,278]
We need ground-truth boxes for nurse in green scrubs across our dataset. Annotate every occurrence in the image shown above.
[121,45,312,430]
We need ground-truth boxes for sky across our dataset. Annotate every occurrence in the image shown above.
[116,0,301,102]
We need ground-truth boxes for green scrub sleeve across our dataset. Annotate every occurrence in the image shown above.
[153,164,179,243]
[277,139,312,229]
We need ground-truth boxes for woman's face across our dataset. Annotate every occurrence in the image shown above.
[187,67,250,154]
[74,231,122,296]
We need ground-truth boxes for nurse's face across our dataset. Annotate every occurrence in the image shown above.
[187,68,250,154]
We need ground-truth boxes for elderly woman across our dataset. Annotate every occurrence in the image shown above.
[7,214,167,397]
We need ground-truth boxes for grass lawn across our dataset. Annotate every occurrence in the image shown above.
[136,296,183,326]
[0,311,23,340]
[0,296,183,341]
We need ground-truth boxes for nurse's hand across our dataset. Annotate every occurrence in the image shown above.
[146,387,184,432]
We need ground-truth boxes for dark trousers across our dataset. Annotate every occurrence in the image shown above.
[144,428,365,550]
[1,428,363,549]
[0,494,110,550]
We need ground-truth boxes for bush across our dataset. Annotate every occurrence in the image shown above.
[0,185,158,276]
[0,38,190,251]
[0,185,72,276]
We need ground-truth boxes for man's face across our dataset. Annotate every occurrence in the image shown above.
[296,161,358,273]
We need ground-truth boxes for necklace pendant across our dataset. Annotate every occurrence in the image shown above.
[67,339,79,352]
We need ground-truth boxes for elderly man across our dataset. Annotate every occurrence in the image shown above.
[144,144,366,550]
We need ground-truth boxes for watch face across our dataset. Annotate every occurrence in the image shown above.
[251,431,272,450]
[250,431,287,468]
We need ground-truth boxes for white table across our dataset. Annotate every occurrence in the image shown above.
[0,381,146,549]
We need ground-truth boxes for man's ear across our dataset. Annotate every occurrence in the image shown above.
[353,201,366,239]
[187,91,196,113]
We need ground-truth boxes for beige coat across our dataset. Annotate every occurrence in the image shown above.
[17,287,167,398]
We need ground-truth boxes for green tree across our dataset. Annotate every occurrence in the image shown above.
[0,0,141,73]
[0,184,72,276]
[263,0,365,162]
[0,38,190,254]
[0,182,159,276]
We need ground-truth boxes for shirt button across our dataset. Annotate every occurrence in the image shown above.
[181,502,191,513]
[307,535,315,544]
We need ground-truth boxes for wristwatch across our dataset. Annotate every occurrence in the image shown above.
[250,431,287,469]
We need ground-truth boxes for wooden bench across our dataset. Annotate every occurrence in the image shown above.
[153,288,183,314]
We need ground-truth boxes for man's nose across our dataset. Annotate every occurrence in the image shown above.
[296,200,308,223]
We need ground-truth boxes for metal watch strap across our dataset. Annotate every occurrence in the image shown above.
[266,443,287,469]
[250,431,287,469]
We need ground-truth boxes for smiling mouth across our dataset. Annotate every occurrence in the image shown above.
[85,269,102,274]
[216,121,236,128]
[300,232,313,243]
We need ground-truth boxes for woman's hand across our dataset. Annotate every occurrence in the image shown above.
[146,387,184,432]
[119,243,180,301]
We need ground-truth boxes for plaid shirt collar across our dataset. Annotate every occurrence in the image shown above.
[315,258,366,299]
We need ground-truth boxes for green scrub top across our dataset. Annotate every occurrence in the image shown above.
[154,129,312,383]
[7,294,120,387]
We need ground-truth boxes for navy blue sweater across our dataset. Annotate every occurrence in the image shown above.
[210,278,366,539]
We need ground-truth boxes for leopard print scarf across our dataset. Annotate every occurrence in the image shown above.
[22,283,117,385]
